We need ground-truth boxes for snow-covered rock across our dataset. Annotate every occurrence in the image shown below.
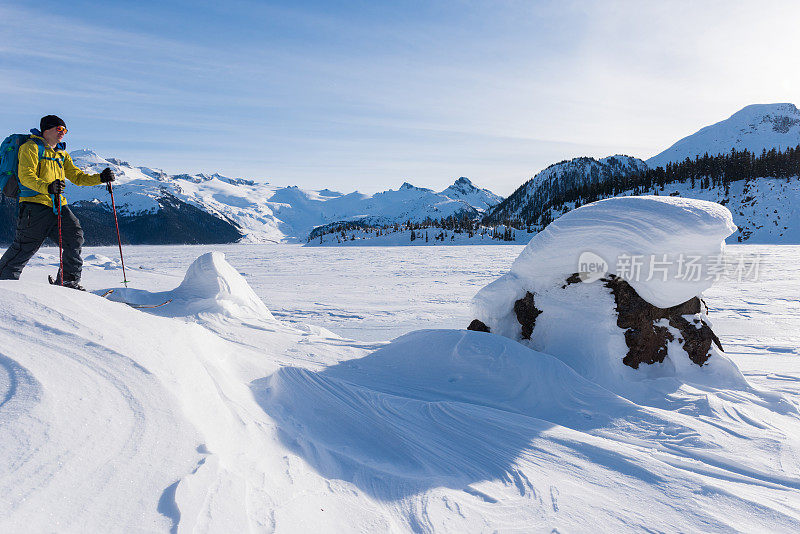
[648,103,800,168]
[507,195,736,307]
[471,196,742,393]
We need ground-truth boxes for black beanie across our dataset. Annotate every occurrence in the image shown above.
[40,115,66,133]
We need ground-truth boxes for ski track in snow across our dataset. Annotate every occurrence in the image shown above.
[0,245,799,532]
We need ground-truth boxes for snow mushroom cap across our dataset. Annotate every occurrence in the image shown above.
[473,195,737,328]
[510,195,737,308]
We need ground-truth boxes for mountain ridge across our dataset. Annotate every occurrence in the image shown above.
[45,150,504,245]
[484,154,647,227]
[647,103,800,168]
[4,102,798,247]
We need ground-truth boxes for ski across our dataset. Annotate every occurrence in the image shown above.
[94,287,170,308]
[124,299,172,309]
[97,288,170,308]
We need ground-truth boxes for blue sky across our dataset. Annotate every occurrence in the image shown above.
[1,0,798,195]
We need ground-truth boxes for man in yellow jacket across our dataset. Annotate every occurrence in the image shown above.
[0,115,115,290]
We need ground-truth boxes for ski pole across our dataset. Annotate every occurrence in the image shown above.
[51,191,63,287]
[107,181,129,287]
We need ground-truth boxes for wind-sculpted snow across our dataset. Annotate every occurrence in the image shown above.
[257,330,668,493]
[2,246,800,532]
[480,195,736,310]
[171,251,274,319]
[258,329,800,531]
[0,284,207,532]
[107,251,275,321]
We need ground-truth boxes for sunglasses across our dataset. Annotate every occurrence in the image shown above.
[54,126,68,134]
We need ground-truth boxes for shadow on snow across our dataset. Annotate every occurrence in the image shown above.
[250,329,684,501]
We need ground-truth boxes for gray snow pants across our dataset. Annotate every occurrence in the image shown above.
[0,201,84,283]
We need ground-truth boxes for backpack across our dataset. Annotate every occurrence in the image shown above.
[0,134,31,197]
[0,133,52,198]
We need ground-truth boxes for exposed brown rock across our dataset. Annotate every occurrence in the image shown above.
[513,291,542,340]
[622,323,674,368]
[467,319,491,333]
[561,273,582,288]
[668,316,723,366]
[604,275,723,369]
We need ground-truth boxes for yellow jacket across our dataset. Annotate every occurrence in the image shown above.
[18,134,102,207]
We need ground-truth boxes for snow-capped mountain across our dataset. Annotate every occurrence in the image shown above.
[484,155,647,225]
[344,181,484,223]
[515,175,800,244]
[439,177,503,212]
[263,181,491,242]
[477,104,800,245]
[648,103,800,168]
[7,102,797,248]
[56,151,502,245]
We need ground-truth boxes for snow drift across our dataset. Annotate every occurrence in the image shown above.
[108,251,275,320]
[257,329,685,495]
[170,251,274,320]
[260,328,799,531]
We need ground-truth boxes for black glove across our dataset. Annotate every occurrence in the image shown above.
[100,167,115,183]
[47,180,64,196]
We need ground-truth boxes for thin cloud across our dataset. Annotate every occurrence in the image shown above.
[1,1,797,195]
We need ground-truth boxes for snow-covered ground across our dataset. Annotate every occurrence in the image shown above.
[17,244,518,341]
[1,241,799,532]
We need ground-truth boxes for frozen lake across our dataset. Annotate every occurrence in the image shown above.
[22,243,800,348]
[65,244,524,341]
